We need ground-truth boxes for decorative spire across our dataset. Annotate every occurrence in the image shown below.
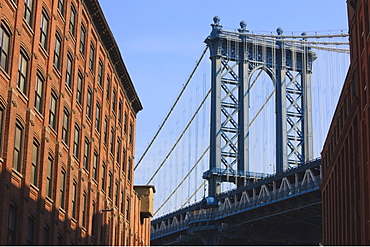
[276,27,284,35]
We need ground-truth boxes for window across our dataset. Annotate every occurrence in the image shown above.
[73,125,80,158]
[24,0,34,27]
[13,123,23,172]
[69,4,76,36]
[43,224,50,245]
[49,91,58,130]
[110,128,115,154]
[118,100,123,123]
[77,71,83,105]
[66,53,73,88]
[93,151,98,180]
[62,108,70,144]
[129,123,133,144]
[40,10,49,49]
[57,0,64,16]
[103,117,108,144]
[128,157,132,181]
[112,89,117,112]
[17,49,29,94]
[92,203,97,237]
[0,106,4,153]
[124,113,128,133]
[86,87,92,119]
[72,181,77,218]
[46,156,53,198]
[115,180,119,206]
[82,192,87,227]
[27,214,35,245]
[54,33,62,70]
[101,163,106,192]
[31,140,39,186]
[60,168,66,209]
[120,190,124,214]
[57,234,63,245]
[116,138,121,164]
[80,24,86,55]
[35,73,44,114]
[8,202,17,245]
[95,103,101,132]
[98,60,103,86]
[0,24,11,72]
[106,77,110,100]
[83,138,90,171]
[126,198,130,221]
[89,43,95,71]
[122,149,126,172]
[108,172,113,199]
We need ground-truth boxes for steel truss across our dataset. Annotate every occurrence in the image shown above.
[203,16,315,196]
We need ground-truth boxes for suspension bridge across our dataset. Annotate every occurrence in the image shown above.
[134,17,350,245]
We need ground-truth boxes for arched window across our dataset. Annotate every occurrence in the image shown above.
[53,32,62,70]
[13,121,24,172]
[46,156,54,199]
[40,9,49,49]
[8,201,17,245]
[24,0,34,27]
[31,139,40,186]
[27,214,35,245]
[66,52,73,88]
[34,73,44,114]
[17,48,29,94]
[49,90,58,130]
[62,108,70,145]
[0,23,11,72]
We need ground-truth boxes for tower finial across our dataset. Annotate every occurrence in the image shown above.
[276,27,284,35]
[240,20,247,30]
[213,16,221,25]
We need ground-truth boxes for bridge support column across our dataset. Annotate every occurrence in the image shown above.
[275,27,288,173]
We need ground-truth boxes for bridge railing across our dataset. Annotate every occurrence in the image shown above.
[151,160,321,239]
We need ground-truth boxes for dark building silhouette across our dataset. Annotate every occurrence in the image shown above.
[321,0,370,244]
[0,0,154,245]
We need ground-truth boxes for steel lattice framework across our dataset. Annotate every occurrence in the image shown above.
[203,16,315,196]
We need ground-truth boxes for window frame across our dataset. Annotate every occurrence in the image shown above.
[13,122,23,172]
[53,32,62,70]
[34,73,44,114]
[17,48,29,95]
[40,10,49,50]
[62,108,70,145]
[31,139,39,186]
[0,24,11,72]
[49,91,58,130]
[24,0,34,27]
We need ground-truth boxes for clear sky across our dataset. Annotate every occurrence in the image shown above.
[98,0,349,167]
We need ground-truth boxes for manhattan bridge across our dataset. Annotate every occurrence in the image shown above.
[134,17,350,245]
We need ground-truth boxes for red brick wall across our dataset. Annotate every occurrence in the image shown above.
[321,0,370,244]
[0,0,149,245]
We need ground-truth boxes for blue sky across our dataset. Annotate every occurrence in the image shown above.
[98,0,349,164]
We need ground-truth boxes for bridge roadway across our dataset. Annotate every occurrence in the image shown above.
[151,159,322,245]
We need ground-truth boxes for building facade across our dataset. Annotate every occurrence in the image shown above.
[321,0,370,245]
[0,0,153,245]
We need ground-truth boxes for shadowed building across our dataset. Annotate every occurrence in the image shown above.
[321,0,370,245]
[0,0,154,245]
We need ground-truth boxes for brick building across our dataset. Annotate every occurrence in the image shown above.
[321,0,370,245]
[0,0,154,245]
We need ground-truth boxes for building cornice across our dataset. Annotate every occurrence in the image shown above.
[83,0,143,114]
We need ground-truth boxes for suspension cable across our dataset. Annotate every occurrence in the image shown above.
[135,47,208,170]
[146,89,211,185]
[153,146,210,216]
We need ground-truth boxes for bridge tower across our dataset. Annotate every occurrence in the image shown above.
[203,17,315,197]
